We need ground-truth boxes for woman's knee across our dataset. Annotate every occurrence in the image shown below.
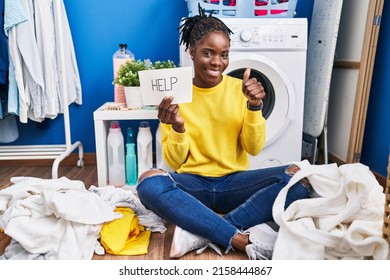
[137,169,172,194]
[138,169,166,182]
[137,169,172,203]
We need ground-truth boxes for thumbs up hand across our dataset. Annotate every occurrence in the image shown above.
[242,67,265,106]
[243,67,251,83]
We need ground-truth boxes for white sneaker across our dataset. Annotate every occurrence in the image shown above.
[169,226,222,258]
[244,223,278,260]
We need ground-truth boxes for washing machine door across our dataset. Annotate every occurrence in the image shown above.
[225,53,295,148]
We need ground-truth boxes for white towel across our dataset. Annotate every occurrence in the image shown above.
[0,176,121,260]
[272,160,389,260]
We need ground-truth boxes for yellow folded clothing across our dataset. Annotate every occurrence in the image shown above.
[100,207,151,255]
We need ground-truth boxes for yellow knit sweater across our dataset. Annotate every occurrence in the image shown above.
[161,75,266,177]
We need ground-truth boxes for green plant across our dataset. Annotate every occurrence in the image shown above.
[152,60,176,70]
[113,59,176,87]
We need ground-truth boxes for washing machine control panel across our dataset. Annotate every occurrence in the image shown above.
[228,23,307,50]
[239,30,253,42]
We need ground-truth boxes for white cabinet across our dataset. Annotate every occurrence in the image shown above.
[93,102,158,188]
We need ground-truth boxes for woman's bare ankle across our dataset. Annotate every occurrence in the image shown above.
[231,232,249,252]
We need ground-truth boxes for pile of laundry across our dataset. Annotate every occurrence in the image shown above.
[0,176,165,260]
[272,160,390,260]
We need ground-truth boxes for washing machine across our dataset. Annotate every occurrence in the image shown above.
[180,18,308,169]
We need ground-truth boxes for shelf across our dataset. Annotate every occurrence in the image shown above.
[93,102,159,187]
[93,102,158,121]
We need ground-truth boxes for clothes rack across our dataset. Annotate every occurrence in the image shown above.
[0,0,83,178]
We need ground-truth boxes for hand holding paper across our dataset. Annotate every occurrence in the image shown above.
[139,67,193,105]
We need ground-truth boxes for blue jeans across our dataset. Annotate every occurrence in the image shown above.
[137,165,310,250]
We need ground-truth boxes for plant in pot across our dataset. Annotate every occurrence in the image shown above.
[113,59,176,109]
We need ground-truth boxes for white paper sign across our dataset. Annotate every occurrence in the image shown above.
[139,66,193,105]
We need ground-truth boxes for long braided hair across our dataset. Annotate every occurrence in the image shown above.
[178,4,233,51]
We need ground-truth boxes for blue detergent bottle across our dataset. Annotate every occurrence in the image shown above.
[126,142,137,186]
[125,127,137,185]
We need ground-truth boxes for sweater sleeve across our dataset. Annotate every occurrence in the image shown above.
[241,109,266,156]
[160,123,190,171]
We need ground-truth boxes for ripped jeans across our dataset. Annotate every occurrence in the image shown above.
[136,165,310,250]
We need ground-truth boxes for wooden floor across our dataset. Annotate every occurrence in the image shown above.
[0,164,247,260]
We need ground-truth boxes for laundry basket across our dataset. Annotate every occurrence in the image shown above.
[186,0,298,18]
[383,152,390,243]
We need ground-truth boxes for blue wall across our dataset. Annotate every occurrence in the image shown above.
[2,0,388,177]
[361,0,390,177]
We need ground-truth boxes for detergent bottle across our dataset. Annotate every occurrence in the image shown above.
[126,142,138,186]
[113,43,134,103]
[155,123,173,171]
[125,127,137,185]
[137,121,153,177]
[127,127,135,144]
[107,121,126,186]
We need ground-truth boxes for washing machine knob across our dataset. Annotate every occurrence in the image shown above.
[240,30,252,42]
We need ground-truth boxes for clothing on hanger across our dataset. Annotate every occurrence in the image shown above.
[4,0,82,123]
